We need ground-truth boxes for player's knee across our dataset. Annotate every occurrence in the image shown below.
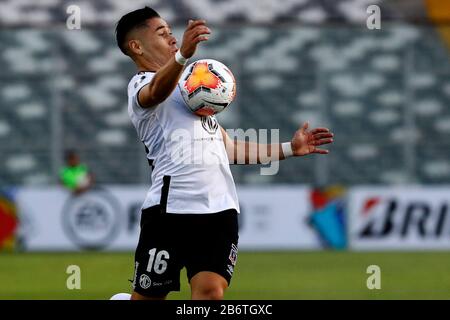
[194,285,224,300]
[191,271,228,300]
[205,286,224,300]
[131,291,167,300]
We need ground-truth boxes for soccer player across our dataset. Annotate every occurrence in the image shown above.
[114,7,334,300]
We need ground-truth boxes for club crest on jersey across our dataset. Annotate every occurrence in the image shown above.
[228,243,238,266]
[139,274,152,289]
[201,116,218,134]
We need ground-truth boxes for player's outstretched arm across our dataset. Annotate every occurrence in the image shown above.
[139,20,211,108]
[220,123,334,164]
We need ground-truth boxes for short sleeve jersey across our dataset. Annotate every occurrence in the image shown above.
[127,72,240,214]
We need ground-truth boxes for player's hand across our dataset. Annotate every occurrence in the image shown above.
[180,19,211,59]
[290,122,334,156]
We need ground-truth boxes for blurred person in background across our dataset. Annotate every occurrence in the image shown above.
[59,150,95,195]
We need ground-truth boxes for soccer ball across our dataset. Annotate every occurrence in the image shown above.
[179,59,236,116]
[110,293,131,300]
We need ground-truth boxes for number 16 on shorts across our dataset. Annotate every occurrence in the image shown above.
[147,248,170,274]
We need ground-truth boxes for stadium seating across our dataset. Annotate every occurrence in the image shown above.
[1,1,450,186]
[0,0,386,26]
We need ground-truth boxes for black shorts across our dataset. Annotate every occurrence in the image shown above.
[132,205,239,296]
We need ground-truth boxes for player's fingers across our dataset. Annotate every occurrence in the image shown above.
[185,28,210,44]
[300,122,309,132]
[313,148,329,154]
[313,132,334,140]
[311,127,330,134]
[191,26,211,38]
[194,35,209,43]
[314,138,334,146]
[186,19,206,30]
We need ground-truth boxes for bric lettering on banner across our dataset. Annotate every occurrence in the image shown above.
[350,188,450,249]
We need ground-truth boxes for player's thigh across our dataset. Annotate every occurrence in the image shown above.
[184,209,239,286]
[132,207,183,297]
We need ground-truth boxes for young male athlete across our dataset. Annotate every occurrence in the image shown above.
[113,7,334,300]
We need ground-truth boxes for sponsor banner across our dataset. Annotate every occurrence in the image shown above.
[349,187,450,250]
[16,186,145,251]
[0,190,19,251]
[14,185,322,251]
[308,186,347,250]
[236,186,321,250]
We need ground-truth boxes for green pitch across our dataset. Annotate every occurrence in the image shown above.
[0,251,449,300]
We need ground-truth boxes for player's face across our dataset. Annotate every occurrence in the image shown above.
[67,154,79,167]
[139,18,178,66]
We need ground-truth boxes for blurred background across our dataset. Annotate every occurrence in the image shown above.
[1,0,450,299]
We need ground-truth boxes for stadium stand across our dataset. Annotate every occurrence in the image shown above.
[1,0,449,185]
[0,0,389,26]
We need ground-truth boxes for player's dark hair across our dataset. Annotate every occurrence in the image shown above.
[64,149,77,160]
[115,6,160,55]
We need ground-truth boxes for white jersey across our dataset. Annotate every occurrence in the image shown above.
[127,71,240,214]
